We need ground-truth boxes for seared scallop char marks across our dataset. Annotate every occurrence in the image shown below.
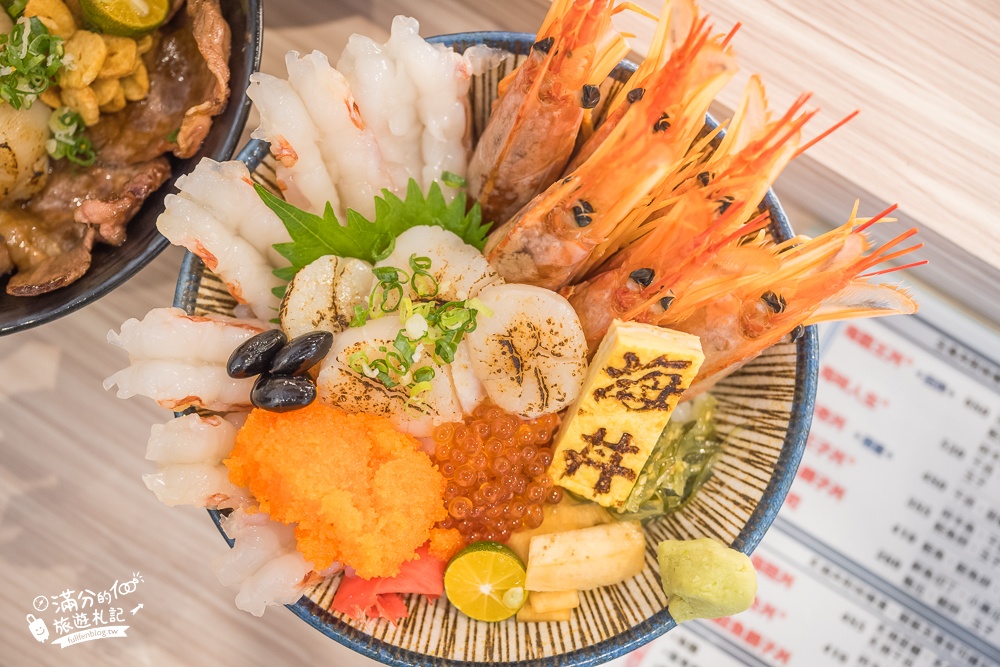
[466,284,588,419]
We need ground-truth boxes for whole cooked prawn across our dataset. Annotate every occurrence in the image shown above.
[467,0,624,225]
[564,192,764,349]
[567,201,925,395]
[484,11,736,290]
[564,75,857,287]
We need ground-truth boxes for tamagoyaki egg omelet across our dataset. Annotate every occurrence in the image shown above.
[549,320,705,508]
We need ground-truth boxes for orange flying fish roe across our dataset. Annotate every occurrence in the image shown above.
[432,402,562,545]
[428,527,465,562]
[225,402,447,579]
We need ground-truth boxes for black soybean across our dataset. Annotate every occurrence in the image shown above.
[270,331,334,376]
[252,375,317,412]
[227,329,287,379]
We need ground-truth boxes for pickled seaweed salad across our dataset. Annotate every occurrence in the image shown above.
[616,394,724,520]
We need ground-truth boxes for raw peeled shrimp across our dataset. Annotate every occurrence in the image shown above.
[464,283,588,418]
[484,15,736,290]
[106,361,255,412]
[285,50,395,218]
[158,195,278,319]
[215,509,297,587]
[383,16,472,191]
[146,413,238,464]
[215,509,330,617]
[468,0,623,224]
[109,307,269,363]
[375,226,502,302]
[246,72,341,215]
[104,307,268,412]
[142,462,250,508]
[174,159,292,268]
[142,412,246,508]
[337,16,474,194]
[338,31,423,189]
[157,161,290,320]
[234,551,318,617]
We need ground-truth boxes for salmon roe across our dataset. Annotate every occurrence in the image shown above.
[432,402,563,545]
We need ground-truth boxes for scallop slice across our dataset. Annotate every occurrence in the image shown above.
[316,315,463,437]
[279,256,374,339]
[464,284,589,418]
[450,340,487,415]
[376,226,502,302]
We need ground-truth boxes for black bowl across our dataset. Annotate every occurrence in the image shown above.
[0,0,263,336]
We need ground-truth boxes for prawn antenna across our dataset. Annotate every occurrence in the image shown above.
[795,109,859,157]
[721,22,742,48]
[854,203,898,233]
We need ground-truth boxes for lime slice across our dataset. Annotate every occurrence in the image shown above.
[80,0,169,37]
[444,541,527,622]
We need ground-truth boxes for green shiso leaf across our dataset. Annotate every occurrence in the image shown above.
[258,178,492,287]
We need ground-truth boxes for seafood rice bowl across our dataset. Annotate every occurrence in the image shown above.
[105,1,923,664]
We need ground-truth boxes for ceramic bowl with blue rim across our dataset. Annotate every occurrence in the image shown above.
[0,0,263,336]
[175,31,816,667]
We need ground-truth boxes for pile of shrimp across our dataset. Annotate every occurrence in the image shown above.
[475,0,923,392]
[103,0,925,618]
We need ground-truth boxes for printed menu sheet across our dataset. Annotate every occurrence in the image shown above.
[609,288,1000,667]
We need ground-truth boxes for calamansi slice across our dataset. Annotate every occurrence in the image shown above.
[81,0,169,37]
[444,541,527,622]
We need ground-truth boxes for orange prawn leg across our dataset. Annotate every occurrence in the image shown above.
[468,0,617,225]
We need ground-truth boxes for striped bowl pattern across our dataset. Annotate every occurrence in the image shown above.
[174,32,816,667]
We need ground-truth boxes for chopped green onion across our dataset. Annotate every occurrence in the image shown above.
[412,366,435,384]
[0,16,63,110]
[45,107,95,166]
[408,254,438,298]
[409,255,432,271]
[409,381,433,399]
[4,0,28,19]
[348,256,490,403]
[465,297,494,318]
[441,171,467,189]
[351,304,369,328]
